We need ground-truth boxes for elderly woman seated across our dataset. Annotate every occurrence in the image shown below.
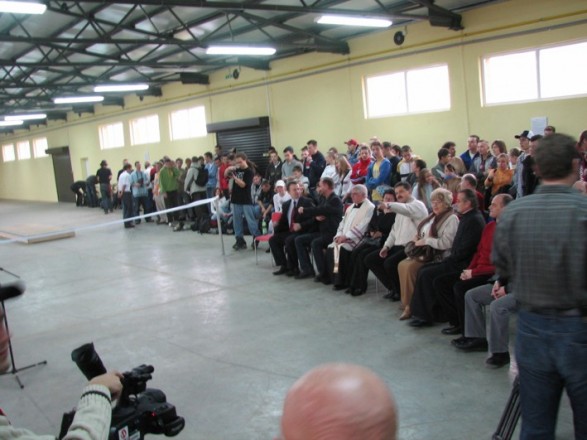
[396,188,459,320]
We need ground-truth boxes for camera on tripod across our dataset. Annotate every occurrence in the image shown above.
[60,343,185,440]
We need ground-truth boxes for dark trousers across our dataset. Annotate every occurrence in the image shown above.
[122,192,134,227]
[346,243,380,291]
[269,231,300,270]
[364,245,405,293]
[133,195,149,223]
[312,237,329,278]
[325,246,352,286]
[294,232,321,274]
[441,275,492,328]
[411,262,460,323]
[99,183,112,212]
[164,190,179,223]
[190,191,208,222]
[86,184,98,207]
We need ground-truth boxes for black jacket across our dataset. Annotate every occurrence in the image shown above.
[303,192,343,242]
[308,151,326,189]
[443,209,485,272]
[274,196,315,234]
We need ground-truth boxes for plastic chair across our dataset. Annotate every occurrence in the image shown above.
[254,212,282,265]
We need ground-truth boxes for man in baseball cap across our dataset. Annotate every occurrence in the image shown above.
[513,129,534,198]
[344,139,360,166]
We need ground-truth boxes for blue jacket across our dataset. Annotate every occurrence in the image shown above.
[365,159,391,190]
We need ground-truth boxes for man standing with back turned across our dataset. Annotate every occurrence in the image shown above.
[493,133,587,440]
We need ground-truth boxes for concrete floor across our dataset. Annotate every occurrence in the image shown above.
[0,201,574,439]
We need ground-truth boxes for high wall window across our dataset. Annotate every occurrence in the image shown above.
[364,64,451,118]
[16,140,31,160]
[482,40,587,105]
[33,137,48,158]
[2,144,15,162]
[99,122,125,150]
[129,114,160,145]
[169,106,207,141]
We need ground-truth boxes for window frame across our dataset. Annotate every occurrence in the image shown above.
[169,105,208,141]
[98,121,125,150]
[2,143,16,162]
[16,140,31,160]
[129,114,160,146]
[32,137,49,158]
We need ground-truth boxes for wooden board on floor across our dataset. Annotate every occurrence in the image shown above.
[0,224,75,244]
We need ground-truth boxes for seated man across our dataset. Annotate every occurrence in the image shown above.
[326,184,375,290]
[279,363,398,440]
[270,181,315,276]
[294,177,343,280]
[435,193,512,335]
[409,189,485,327]
[364,181,428,300]
[451,281,517,368]
[459,174,485,213]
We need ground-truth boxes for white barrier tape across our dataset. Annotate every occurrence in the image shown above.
[0,196,219,245]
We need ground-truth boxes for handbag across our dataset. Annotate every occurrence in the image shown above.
[404,241,441,263]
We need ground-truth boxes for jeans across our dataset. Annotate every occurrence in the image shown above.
[86,183,98,207]
[232,203,260,239]
[133,195,148,222]
[294,232,320,274]
[100,183,112,212]
[516,310,587,440]
[122,192,134,227]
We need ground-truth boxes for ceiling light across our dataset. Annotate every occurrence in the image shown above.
[0,1,46,14]
[206,46,276,56]
[93,84,149,93]
[0,120,24,127]
[5,113,46,121]
[317,15,392,28]
[53,96,104,104]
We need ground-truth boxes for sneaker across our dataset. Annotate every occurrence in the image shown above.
[173,223,184,232]
[485,352,510,368]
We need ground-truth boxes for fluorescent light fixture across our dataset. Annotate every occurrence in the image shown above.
[0,120,24,127]
[94,84,149,93]
[5,113,46,121]
[0,1,46,14]
[53,96,104,104]
[206,45,276,56]
[317,15,392,28]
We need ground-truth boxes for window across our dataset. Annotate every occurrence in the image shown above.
[169,106,207,141]
[16,140,31,160]
[2,144,15,162]
[482,41,587,105]
[364,65,451,118]
[129,114,160,145]
[98,122,125,150]
[33,137,48,158]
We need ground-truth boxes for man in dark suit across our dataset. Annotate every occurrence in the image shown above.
[271,181,315,277]
[294,177,343,280]
[409,188,486,327]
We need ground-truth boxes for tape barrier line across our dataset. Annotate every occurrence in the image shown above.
[0,196,221,246]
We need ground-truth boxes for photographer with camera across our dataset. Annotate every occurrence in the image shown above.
[0,369,123,440]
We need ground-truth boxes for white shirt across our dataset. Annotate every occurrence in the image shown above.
[273,192,291,213]
[118,170,132,193]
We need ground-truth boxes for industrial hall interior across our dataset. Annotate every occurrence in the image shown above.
[1,0,586,439]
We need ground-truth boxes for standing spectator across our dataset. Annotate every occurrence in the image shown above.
[217,154,231,198]
[431,148,451,182]
[96,160,113,214]
[159,158,181,226]
[350,145,372,186]
[412,168,439,212]
[273,180,291,213]
[281,146,302,179]
[301,146,312,180]
[460,135,480,171]
[307,140,326,198]
[265,150,283,187]
[493,133,587,439]
[397,145,418,183]
[183,156,208,231]
[543,125,556,136]
[512,129,533,198]
[204,152,218,199]
[131,161,151,224]
[470,140,494,186]
[485,154,514,198]
[442,141,457,158]
[152,161,168,224]
[384,143,402,186]
[577,130,587,183]
[344,139,360,166]
[117,163,134,229]
[334,155,353,201]
[490,140,508,163]
[521,134,543,195]
[226,152,261,250]
[321,151,337,180]
[85,174,98,207]
[508,147,521,170]
[365,141,391,204]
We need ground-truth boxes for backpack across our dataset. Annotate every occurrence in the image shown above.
[195,165,209,187]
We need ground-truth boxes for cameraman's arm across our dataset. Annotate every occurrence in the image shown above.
[63,372,122,440]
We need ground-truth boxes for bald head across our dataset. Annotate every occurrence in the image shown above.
[280,364,397,440]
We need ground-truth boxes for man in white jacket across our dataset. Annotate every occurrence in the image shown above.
[364,181,428,300]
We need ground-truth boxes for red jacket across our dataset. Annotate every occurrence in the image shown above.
[351,158,372,184]
[467,221,496,276]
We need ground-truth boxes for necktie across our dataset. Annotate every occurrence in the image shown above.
[290,201,297,231]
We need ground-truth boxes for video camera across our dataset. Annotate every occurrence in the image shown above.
[60,343,185,440]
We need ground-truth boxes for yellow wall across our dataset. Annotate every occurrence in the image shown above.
[1,0,586,202]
